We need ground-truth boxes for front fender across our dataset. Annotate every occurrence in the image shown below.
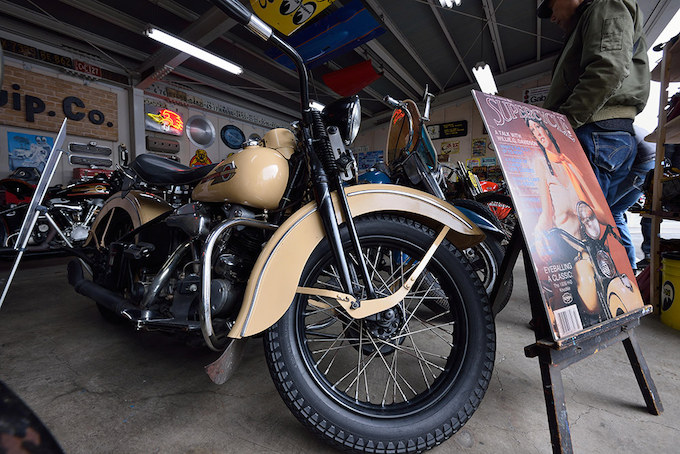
[85,190,172,248]
[229,184,484,338]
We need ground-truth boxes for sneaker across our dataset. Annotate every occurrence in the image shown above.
[637,257,650,269]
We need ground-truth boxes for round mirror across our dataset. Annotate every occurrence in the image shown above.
[186,116,216,148]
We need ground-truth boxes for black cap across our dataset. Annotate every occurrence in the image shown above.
[537,0,552,18]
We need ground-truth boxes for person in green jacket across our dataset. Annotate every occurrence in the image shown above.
[537,0,650,208]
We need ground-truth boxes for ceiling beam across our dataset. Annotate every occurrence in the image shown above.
[172,66,300,120]
[357,42,421,100]
[362,56,556,131]
[428,0,474,84]
[481,0,507,72]
[363,0,443,92]
[150,0,357,110]
[58,0,146,34]
[0,0,146,62]
[643,0,680,44]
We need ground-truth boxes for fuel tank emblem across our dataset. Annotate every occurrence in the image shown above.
[202,161,237,185]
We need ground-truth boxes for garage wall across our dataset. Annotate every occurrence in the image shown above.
[142,82,287,167]
[0,57,293,186]
[0,58,130,185]
[353,74,553,172]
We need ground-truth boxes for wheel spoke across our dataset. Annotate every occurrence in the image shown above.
[366,332,409,402]
[392,320,455,345]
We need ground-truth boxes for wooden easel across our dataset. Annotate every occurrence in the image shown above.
[490,228,663,454]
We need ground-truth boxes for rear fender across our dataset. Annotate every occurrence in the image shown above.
[455,206,504,238]
[229,184,483,338]
[85,190,172,248]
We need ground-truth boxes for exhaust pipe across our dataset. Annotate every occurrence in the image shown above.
[67,260,136,314]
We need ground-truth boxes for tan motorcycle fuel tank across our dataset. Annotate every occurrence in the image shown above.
[191,128,294,209]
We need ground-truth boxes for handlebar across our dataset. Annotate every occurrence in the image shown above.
[383,95,402,108]
[422,84,435,122]
[211,0,308,112]
[212,0,272,41]
[213,0,252,26]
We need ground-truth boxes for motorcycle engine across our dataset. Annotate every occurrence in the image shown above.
[208,205,269,317]
[70,224,90,242]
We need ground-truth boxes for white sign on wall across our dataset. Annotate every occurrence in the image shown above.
[523,86,551,106]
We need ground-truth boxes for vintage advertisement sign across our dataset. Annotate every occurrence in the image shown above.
[523,85,551,106]
[251,0,336,36]
[472,91,643,340]
[144,105,184,136]
[267,0,384,70]
[0,66,118,141]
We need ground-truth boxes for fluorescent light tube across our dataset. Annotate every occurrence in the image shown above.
[145,27,243,75]
[472,62,498,95]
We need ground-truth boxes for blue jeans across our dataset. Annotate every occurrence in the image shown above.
[609,157,655,268]
[575,122,636,203]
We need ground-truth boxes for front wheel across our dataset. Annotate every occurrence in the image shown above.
[264,214,495,454]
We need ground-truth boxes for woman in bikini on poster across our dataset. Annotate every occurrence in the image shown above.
[525,116,629,328]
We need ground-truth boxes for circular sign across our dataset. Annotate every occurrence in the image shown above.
[221,125,245,149]
[186,116,216,147]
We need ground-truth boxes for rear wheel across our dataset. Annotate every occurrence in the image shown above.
[264,214,495,453]
[475,192,516,241]
[449,198,512,314]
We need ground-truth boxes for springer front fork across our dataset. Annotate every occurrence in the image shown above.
[305,118,376,304]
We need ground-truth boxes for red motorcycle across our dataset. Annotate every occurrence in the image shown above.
[475,181,516,241]
[0,168,122,252]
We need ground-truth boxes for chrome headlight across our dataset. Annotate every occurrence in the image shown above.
[323,95,362,145]
[596,250,615,279]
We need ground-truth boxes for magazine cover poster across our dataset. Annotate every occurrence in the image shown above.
[472,91,643,341]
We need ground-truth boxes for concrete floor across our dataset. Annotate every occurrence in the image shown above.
[0,251,679,454]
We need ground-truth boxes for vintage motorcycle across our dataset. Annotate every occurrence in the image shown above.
[544,201,639,329]
[361,91,512,314]
[0,168,122,252]
[66,1,496,452]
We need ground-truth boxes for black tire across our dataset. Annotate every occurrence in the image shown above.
[264,214,495,454]
[463,238,513,315]
[475,192,516,241]
[449,199,513,315]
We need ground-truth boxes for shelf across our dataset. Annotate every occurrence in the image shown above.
[640,210,680,222]
[644,115,680,144]
[651,38,680,81]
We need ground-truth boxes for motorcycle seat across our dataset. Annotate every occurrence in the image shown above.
[131,153,217,186]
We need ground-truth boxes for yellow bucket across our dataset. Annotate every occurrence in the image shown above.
[661,252,680,330]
